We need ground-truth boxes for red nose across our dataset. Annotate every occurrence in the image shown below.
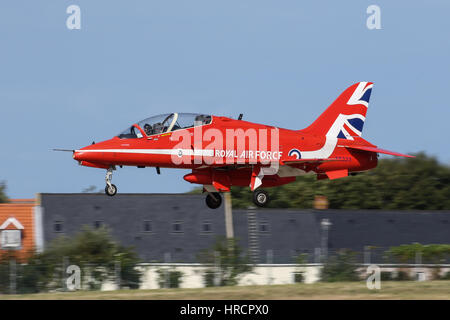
[73,151,83,161]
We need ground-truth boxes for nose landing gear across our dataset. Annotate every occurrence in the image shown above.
[105,167,117,196]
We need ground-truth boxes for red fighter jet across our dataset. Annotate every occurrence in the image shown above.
[60,82,413,209]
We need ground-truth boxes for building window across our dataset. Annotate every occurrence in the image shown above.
[259,220,270,233]
[1,230,21,249]
[201,221,212,233]
[172,221,183,233]
[54,221,63,233]
[94,220,103,229]
[143,220,152,233]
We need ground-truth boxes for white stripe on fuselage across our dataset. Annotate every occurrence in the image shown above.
[75,149,215,157]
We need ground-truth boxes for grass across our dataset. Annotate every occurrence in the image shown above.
[1,281,449,300]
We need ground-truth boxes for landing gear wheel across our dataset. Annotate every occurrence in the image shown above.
[205,192,222,209]
[253,189,269,207]
[105,184,117,196]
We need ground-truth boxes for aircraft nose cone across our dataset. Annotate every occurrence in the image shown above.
[73,150,84,161]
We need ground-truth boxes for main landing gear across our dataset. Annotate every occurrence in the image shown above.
[252,189,270,207]
[105,167,117,197]
[205,192,222,209]
[204,189,270,209]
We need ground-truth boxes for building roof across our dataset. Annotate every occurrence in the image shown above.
[0,199,36,260]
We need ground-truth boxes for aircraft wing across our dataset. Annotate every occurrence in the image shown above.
[343,145,414,158]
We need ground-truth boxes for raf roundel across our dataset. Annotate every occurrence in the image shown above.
[288,149,302,159]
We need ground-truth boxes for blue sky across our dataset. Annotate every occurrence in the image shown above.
[0,1,449,198]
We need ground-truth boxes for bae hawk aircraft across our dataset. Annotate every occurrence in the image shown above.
[58,82,413,209]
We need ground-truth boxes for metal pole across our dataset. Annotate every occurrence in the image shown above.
[320,219,332,262]
[224,192,234,239]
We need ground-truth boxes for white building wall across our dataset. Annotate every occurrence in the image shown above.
[101,264,450,291]
[128,264,322,290]
[33,205,44,253]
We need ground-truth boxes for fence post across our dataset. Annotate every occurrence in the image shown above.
[364,246,371,265]
[9,259,16,295]
[115,260,121,290]
[164,252,171,288]
[62,256,69,291]
[415,251,422,265]
[415,251,423,281]
[214,251,220,286]
[314,248,321,264]
[266,249,273,285]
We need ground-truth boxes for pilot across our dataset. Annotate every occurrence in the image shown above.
[143,123,152,135]
[153,122,163,134]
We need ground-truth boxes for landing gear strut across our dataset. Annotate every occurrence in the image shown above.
[205,192,222,209]
[105,167,117,196]
[253,189,269,207]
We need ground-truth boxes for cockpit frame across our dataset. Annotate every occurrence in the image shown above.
[118,113,212,140]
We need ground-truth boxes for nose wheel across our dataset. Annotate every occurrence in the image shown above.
[253,189,269,207]
[205,192,222,209]
[105,167,117,197]
[105,184,117,196]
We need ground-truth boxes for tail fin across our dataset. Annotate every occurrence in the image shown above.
[302,82,373,140]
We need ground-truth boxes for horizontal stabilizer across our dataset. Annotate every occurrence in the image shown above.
[344,145,414,158]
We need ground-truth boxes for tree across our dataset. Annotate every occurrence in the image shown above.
[386,243,450,264]
[0,181,8,203]
[197,237,253,286]
[227,153,450,210]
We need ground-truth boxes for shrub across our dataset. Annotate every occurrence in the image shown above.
[156,268,184,288]
[203,270,216,287]
[436,271,450,280]
[321,249,359,282]
[197,237,253,287]
[395,270,411,281]
[380,271,394,281]
[0,227,142,293]
[294,272,304,283]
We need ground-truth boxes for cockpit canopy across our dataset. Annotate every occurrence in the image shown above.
[118,113,212,139]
